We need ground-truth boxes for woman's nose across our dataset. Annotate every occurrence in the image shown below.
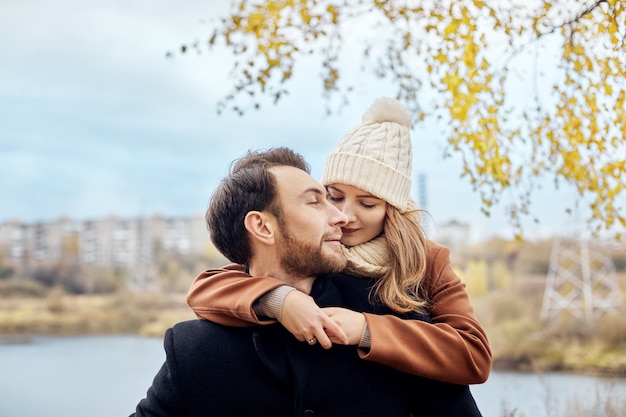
[342,205,356,222]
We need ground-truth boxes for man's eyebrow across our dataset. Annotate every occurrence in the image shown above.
[301,187,326,197]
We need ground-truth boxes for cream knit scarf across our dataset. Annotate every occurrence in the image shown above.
[342,235,391,278]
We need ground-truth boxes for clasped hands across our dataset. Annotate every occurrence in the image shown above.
[279,290,366,350]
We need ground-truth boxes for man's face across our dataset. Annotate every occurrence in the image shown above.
[270,166,348,277]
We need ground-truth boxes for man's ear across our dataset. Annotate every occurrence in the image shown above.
[244,211,275,245]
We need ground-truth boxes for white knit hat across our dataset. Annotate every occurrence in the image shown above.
[322,97,413,212]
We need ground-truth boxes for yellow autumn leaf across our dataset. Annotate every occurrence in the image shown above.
[245,13,267,36]
[434,50,448,64]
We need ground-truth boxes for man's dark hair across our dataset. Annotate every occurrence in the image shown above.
[207,147,310,264]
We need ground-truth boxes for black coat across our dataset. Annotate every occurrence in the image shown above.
[132,274,482,417]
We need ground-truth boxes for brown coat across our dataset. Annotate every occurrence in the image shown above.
[186,240,491,385]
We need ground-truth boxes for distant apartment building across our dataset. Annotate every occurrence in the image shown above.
[0,214,210,290]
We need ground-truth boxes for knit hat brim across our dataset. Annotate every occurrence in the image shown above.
[323,152,411,212]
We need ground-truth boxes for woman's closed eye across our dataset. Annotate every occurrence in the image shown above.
[327,194,344,202]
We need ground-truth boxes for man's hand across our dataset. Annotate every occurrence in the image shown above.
[280,291,350,349]
[321,307,367,346]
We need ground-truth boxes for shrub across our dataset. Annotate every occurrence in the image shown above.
[0,278,47,298]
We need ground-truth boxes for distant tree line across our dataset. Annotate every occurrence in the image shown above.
[0,250,228,298]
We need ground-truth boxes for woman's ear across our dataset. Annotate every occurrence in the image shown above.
[244,211,275,245]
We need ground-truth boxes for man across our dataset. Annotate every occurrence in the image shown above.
[132,147,481,417]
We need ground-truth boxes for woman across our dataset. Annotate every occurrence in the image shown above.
[187,97,491,385]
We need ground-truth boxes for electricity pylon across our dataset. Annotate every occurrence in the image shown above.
[540,237,623,322]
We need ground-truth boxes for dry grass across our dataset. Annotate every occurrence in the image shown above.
[0,291,195,336]
[471,289,626,377]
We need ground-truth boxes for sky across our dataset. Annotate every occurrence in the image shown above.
[0,0,587,243]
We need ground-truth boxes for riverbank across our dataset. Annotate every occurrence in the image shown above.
[1,291,626,378]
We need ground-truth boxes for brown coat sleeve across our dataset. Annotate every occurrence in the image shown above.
[358,241,492,384]
[186,264,285,327]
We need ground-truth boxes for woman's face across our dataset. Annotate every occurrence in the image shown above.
[326,183,387,247]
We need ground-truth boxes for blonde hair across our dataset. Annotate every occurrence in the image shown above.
[371,205,429,313]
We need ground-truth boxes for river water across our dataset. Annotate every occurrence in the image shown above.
[0,335,624,417]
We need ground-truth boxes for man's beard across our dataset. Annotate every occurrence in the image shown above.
[277,223,346,278]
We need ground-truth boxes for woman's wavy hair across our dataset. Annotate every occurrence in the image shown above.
[372,205,430,313]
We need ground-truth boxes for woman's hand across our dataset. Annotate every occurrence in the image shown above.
[280,291,350,349]
[321,307,367,346]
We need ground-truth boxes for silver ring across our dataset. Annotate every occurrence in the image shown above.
[307,337,317,345]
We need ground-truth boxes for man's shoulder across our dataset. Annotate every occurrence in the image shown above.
[167,320,216,344]
[165,320,262,359]
[168,319,249,342]
[171,318,215,331]
[170,318,255,334]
